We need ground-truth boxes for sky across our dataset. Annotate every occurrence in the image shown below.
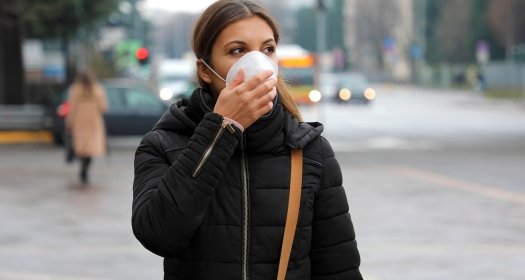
[141,0,312,14]
[142,0,219,14]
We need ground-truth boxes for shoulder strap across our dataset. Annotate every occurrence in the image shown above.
[277,149,303,280]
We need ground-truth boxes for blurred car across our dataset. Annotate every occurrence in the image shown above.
[49,78,169,144]
[320,72,376,104]
[156,59,194,102]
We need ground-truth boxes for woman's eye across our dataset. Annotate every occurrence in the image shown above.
[230,48,245,55]
[263,46,275,54]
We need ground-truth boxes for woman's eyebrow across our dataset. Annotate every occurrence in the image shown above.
[224,40,247,48]
[224,38,276,48]
[262,39,276,44]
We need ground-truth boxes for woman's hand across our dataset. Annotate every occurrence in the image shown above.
[213,69,277,129]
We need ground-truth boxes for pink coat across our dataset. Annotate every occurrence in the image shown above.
[66,83,108,157]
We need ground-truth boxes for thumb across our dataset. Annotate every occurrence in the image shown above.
[227,69,244,88]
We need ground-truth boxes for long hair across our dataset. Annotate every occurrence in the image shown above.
[74,70,98,99]
[191,0,303,121]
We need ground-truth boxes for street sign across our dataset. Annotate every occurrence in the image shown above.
[383,36,395,53]
[115,40,141,71]
[476,40,490,64]
[411,43,423,60]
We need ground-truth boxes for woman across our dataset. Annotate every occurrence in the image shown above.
[66,70,108,183]
[132,1,362,279]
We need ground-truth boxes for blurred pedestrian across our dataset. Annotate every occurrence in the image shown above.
[476,70,486,93]
[132,0,362,279]
[66,70,108,183]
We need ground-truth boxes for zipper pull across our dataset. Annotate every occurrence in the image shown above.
[221,119,236,134]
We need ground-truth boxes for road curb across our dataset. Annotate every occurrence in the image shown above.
[0,130,53,144]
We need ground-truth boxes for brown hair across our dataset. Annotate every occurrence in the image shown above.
[74,69,98,99]
[191,0,303,121]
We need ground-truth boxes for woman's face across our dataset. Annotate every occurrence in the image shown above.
[199,16,278,95]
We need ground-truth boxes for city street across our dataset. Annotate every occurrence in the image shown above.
[1,85,524,279]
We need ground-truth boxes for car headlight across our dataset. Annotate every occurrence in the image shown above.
[339,88,351,101]
[364,88,376,100]
[159,88,174,101]
[308,90,322,103]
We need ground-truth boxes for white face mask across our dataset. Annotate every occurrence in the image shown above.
[200,51,278,85]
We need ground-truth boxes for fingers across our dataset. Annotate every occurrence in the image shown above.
[248,73,277,113]
[230,70,275,96]
[229,71,276,104]
[257,87,277,114]
[217,70,276,125]
[241,70,274,91]
[251,80,277,104]
[227,69,245,89]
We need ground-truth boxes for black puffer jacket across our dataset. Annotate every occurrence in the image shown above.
[132,89,362,280]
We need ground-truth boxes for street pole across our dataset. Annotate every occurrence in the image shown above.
[316,0,326,77]
[418,0,427,85]
[76,0,87,70]
[316,0,326,123]
[522,65,525,106]
[506,0,515,63]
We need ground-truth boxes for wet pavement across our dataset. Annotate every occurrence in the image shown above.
[0,142,162,280]
[1,85,525,279]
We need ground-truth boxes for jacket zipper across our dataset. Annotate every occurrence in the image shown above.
[241,135,249,280]
[191,124,227,178]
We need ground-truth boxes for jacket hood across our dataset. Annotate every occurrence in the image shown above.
[152,88,323,151]
[284,115,323,149]
[153,87,221,133]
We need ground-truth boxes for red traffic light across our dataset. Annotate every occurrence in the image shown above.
[136,47,149,61]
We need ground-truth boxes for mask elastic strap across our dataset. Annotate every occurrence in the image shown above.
[199,58,226,83]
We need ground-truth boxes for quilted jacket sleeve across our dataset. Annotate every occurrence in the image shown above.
[132,112,242,257]
[310,137,363,279]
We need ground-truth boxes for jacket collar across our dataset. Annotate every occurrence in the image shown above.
[153,88,323,153]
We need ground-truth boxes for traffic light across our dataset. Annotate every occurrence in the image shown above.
[136,47,149,65]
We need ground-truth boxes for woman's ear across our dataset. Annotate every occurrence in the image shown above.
[196,60,212,84]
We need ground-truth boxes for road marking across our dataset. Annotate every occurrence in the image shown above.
[361,243,525,253]
[331,138,441,152]
[391,166,525,206]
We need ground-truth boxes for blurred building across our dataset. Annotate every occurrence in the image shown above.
[260,0,301,45]
[344,0,414,82]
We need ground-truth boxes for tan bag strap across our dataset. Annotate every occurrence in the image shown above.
[277,149,303,280]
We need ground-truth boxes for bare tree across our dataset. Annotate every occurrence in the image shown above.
[155,13,197,59]
[353,0,401,70]
[488,0,525,59]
